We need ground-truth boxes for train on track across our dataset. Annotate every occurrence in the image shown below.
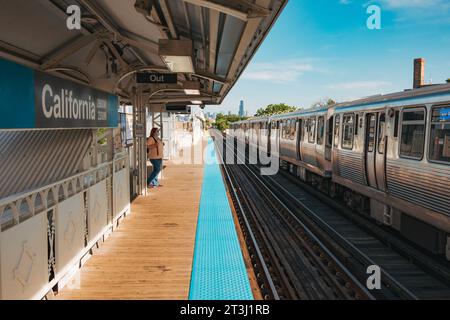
[229,83,450,260]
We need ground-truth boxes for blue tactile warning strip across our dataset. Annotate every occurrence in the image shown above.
[189,137,253,300]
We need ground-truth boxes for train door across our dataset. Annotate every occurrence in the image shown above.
[296,118,302,160]
[276,121,281,156]
[325,116,333,161]
[375,112,387,191]
[365,113,378,188]
[269,121,279,156]
[365,112,387,190]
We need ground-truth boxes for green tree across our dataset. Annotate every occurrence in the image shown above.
[310,98,336,109]
[214,113,248,132]
[254,103,298,117]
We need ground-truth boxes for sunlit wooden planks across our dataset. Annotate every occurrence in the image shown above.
[56,162,203,300]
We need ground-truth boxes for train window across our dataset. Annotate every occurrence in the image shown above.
[377,113,386,154]
[308,117,316,143]
[317,116,325,145]
[290,119,296,140]
[286,120,290,139]
[283,120,289,139]
[367,113,376,152]
[393,110,400,138]
[334,115,340,147]
[326,117,333,147]
[355,114,359,136]
[271,121,276,130]
[428,106,450,164]
[298,119,303,141]
[341,114,355,149]
[400,108,425,160]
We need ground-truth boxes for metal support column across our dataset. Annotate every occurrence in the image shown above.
[131,87,147,196]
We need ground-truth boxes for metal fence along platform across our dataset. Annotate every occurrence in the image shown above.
[189,137,253,300]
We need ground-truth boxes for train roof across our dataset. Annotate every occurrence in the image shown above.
[230,83,450,125]
[334,83,450,111]
[269,106,329,120]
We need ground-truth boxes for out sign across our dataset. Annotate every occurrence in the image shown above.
[136,72,178,84]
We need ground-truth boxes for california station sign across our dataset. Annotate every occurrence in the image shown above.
[0,58,118,129]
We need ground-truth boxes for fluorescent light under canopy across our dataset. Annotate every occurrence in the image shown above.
[183,81,201,95]
[159,39,195,73]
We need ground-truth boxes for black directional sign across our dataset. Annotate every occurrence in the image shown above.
[136,72,178,84]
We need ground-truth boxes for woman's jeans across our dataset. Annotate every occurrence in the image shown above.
[147,159,163,186]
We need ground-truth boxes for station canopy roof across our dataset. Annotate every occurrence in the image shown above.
[0,0,287,106]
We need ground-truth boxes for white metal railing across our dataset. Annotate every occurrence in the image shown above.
[0,153,131,300]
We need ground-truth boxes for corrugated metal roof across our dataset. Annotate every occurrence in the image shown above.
[0,0,288,105]
[0,130,92,199]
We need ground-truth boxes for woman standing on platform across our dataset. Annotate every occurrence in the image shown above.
[147,128,164,188]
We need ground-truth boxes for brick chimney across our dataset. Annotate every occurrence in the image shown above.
[413,58,425,89]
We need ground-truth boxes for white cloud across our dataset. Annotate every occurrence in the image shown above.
[242,60,315,82]
[378,0,444,8]
[326,81,391,90]
[379,0,450,25]
[365,0,450,16]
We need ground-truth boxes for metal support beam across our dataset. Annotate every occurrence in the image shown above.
[208,9,219,74]
[79,0,121,38]
[132,87,148,196]
[148,95,217,104]
[219,0,273,98]
[40,34,97,69]
[194,70,226,84]
[159,0,178,39]
[182,0,249,21]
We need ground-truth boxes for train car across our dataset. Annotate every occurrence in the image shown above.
[331,84,450,256]
[269,107,332,181]
[230,83,450,259]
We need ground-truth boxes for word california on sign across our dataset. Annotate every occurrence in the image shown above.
[35,71,112,128]
[0,58,118,129]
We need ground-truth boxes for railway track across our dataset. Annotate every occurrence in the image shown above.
[214,134,374,300]
[214,132,450,300]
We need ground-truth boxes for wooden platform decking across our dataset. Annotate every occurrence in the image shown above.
[56,161,204,300]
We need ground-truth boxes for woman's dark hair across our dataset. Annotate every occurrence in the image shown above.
[150,128,158,137]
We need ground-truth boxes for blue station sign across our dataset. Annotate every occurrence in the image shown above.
[0,58,118,129]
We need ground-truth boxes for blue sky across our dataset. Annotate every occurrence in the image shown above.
[205,0,450,116]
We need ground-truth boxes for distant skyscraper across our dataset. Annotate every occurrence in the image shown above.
[238,99,245,117]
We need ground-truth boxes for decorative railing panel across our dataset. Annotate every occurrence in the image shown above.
[113,156,130,221]
[0,154,130,299]
[0,213,48,299]
[88,180,108,242]
[55,193,85,276]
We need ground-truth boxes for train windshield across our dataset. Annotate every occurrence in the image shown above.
[429,106,450,164]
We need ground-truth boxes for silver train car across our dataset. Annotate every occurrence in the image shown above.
[230,83,450,259]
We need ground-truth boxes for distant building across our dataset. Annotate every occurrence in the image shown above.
[238,99,245,117]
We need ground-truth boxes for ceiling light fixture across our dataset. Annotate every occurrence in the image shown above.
[159,39,195,73]
[183,81,201,95]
